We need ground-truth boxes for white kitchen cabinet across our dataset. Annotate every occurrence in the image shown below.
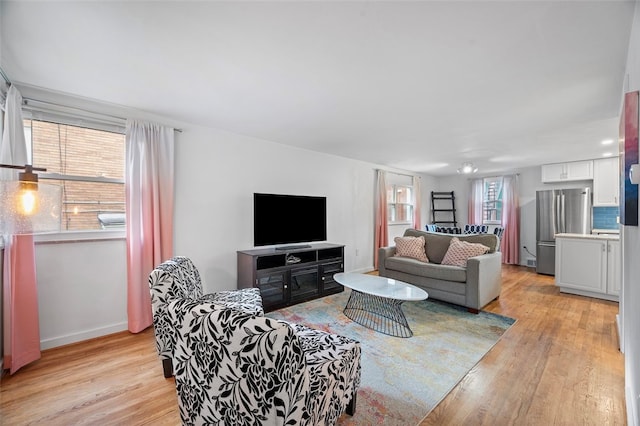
[555,234,619,301]
[541,160,593,183]
[593,157,620,207]
[607,239,621,296]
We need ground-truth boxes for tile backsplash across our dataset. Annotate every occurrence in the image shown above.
[593,206,620,229]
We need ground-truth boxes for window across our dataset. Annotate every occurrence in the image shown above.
[387,184,414,224]
[483,177,503,225]
[24,119,125,231]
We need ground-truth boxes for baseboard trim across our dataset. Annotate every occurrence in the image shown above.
[350,267,375,274]
[626,385,638,426]
[40,322,128,350]
[616,314,623,353]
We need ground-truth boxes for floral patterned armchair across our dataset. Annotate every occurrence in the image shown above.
[148,256,264,378]
[168,298,361,425]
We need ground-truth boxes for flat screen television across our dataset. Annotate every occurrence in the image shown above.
[254,193,327,249]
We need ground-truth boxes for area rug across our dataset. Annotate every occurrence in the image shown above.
[267,290,515,425]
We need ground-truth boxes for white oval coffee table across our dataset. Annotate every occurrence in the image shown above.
[334,272,428,338]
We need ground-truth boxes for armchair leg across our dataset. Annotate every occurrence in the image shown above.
[162,357,173,378]
[346,392,357,416]
[467,308,479,314]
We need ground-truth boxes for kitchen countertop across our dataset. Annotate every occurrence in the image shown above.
[592,228,620,234]
[556,233,620,241]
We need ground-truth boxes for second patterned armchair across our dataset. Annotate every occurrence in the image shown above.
[148,256,263,377]
[169,298,361,425]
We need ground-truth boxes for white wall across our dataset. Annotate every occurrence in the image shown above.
[433,175,470,227]
[173,123,383,294]
[432,168,594,267]
[517,167,594,266]
[18,85,434,348]
[35,238,127,349]
[622,2,640,425]
[386,172,437,242]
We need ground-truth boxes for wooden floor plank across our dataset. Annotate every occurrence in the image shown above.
[0,265,625,425]
[420,265,625,426]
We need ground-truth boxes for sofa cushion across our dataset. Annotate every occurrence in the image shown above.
[403,228,498,263]
[394,235,429,262]
[384,256,467,283]
[441,237,490,267]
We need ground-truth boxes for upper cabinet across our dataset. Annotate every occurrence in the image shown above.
[541,160,593,183]
[593,157,620,207]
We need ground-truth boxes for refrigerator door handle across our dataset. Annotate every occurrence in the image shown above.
[560,194,566,233]
[552,194,558,235]
[554,194,558,233]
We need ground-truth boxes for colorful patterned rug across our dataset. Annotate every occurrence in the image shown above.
[267,289,515,425]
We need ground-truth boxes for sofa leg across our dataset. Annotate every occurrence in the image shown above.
[162,358,173,378]
[467,308,479,314]
[346,393,357,416]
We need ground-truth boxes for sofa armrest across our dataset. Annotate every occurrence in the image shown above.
[377,246,397,275]
[465,252,502,310]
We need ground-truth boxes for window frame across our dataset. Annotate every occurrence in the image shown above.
[387,183,414,225]
[482,176,503,226]
[22,113,127,238]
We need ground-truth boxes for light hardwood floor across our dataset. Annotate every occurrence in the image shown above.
[0,265,625,425]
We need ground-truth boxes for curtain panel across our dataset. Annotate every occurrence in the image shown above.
[412,176,422,231]
[373,170,388,269]
[501,174,520,264]
[125,120,175,333]
[1,85,41,374]
[468,178,484,225]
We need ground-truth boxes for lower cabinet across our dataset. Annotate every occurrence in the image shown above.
[238,243,345,312]
[607,239,621,296]
[555,236,619,301]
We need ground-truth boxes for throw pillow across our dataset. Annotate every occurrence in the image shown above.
[394,236,429,263]
[441,237,489,267]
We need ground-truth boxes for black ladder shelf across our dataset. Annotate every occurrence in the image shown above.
[431,191,457,227]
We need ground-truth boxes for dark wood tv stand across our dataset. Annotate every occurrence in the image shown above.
[237,243,344,312]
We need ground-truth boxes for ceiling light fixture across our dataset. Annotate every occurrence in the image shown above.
[601,139,614,145]
[602,152,613,157]
[457,162,478,174]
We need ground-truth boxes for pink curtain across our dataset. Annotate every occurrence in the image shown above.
[501,174,520,264]
[373,170,388,269]
[412,176,422,230]
[468,178,483,225]
[3,236,40,374]
[1,85,41,374]
[125,120,175,333]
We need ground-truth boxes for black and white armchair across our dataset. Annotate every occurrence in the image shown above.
[168,298,361,425]
[148,256,264,377]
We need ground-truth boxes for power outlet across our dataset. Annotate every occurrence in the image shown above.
[355,249,360,256]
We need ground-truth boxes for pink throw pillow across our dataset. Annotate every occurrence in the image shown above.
[394,236,429,263]
[441,237,489,267]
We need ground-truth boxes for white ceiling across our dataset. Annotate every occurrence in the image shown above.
[1,1,636,176]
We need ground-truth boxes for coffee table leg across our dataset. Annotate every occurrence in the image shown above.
[343,290,413,338]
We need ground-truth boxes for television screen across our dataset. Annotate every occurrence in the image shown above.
[254,193,327,247]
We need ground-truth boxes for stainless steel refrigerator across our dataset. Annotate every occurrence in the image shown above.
[536,188,592,275]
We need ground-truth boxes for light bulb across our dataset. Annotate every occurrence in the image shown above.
[18,186,38,215]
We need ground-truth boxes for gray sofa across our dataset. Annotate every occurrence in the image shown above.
[378,228,502,313]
